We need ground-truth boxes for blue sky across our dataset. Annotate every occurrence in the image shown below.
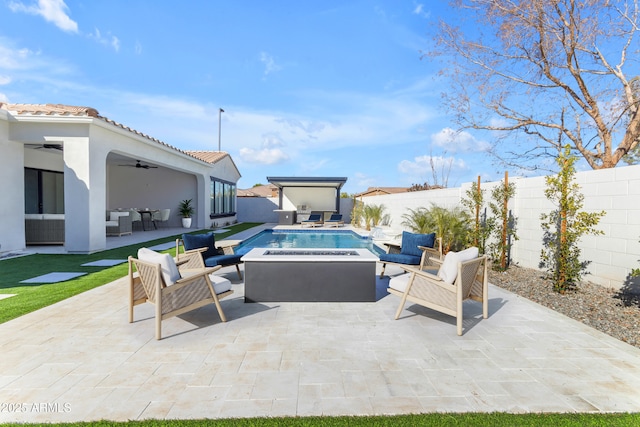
[1,0,506,194]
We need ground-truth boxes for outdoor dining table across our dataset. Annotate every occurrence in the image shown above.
[137,209,158,231]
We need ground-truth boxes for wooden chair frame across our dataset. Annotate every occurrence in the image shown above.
[128,254,233,340]
[388,255,488,335]
[379,237,443,278]
[175,238,243,280]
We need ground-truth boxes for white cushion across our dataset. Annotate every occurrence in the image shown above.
[109,211,129,221]
[137,247,181,286]
[25,214,44,220]
[389,273,411,293]
[209,274,232,294]
[105,220,119,227]
[437,247,479,284]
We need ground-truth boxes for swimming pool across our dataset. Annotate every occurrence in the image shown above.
[234,229,384,256]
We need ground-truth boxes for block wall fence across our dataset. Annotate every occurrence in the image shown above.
[359,164,640,290]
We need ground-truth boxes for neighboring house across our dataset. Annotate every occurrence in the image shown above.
[238,184,279,198]
[0,103,240,254]
[353,187,409,200]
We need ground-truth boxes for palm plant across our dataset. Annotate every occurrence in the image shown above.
[402,204,470,253]
[363,203,387,231]
[401,207,431,234]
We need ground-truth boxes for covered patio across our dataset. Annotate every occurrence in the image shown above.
[1,224,640,422]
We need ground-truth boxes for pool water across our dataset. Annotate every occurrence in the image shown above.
[234,229,384,256]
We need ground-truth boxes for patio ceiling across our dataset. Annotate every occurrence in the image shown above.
[267,176,347,190]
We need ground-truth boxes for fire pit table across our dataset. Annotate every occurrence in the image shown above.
[241,248,378,302]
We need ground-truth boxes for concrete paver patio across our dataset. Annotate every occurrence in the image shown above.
[2,226,640,422]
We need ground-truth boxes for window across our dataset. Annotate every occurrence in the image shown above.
[24,168,64,214]
[210,178,236,218]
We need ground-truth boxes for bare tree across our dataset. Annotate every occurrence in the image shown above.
[430,0,640,171]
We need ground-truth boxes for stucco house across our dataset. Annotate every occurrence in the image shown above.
[0,103,240,254]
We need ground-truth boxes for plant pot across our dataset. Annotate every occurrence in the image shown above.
[181,218,192,228]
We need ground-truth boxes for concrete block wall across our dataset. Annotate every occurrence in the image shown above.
[361,165,640,290]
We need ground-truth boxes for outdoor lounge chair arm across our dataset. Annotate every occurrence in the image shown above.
[383,242,402,254]
[400,265,455,292]
[176,265,221,281]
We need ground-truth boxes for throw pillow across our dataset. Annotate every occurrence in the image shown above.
[400,231,436,258]
[137,247,181,286]
[182,232,221,259]
[437,246,479,284]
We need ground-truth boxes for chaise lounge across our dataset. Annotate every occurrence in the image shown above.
[325,213,344,227]
[301,213,323,227]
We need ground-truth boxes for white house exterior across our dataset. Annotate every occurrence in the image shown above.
[0,103,240,254]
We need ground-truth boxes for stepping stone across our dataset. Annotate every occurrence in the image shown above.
[81,259,127,267]
[20,272,87,284]
[147,242,174,251]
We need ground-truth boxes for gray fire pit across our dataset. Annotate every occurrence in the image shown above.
[241,248,378,302]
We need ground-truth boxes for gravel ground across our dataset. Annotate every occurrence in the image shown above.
[489,265,640,349]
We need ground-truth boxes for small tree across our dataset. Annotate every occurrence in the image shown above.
[487,173,518,270]
[351,200,364,228]
[460,176,494,254]
[540,146,606,293]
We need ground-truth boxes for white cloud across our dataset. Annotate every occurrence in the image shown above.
[431,127,491,153]
[0,75,12,85]
[260,52,282,76]
[239,132,290,165]
[134,41,143,55]
[239,147,289,165]
[9,0,78,33]
[353,172,377,189]
[88,28,120,52]
[412,3,430,19]
[398,154,467,184]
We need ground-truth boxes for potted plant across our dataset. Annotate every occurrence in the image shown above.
[179,199,194,228]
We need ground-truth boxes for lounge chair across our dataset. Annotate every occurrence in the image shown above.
[325,214,344,227]
[387,247,488,335]
[106,211,133,237]
[301,213,323,227]
[128,247,233,340]
[378,231,442,278]
[176,232,243,279]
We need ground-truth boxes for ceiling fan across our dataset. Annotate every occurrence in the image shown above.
[25,143,63,151]
[119,160,158,169]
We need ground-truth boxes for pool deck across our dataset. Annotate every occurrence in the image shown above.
[2,223,640,422]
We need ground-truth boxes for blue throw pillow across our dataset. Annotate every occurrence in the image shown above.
[182,232,221,259]
[400,231,436,258]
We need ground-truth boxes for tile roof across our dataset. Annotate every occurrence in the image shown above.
[185,151,230,164]
[0,103,229,166]
[354,187,409,197]
[237,184,278,197]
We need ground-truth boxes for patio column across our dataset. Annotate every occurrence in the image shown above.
[63,136,108,253]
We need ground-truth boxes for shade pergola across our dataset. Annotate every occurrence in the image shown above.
[267,176,347,213]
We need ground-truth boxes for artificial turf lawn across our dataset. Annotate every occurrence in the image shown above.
[0,223,261,324]
[2,413,640,426]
